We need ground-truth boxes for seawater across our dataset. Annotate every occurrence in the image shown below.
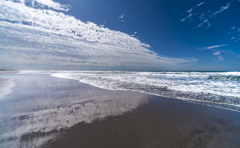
[20,71,240,111]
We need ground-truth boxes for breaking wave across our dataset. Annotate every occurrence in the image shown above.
[19,71,240,111]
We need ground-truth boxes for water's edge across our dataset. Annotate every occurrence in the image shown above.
[17,71,240,112]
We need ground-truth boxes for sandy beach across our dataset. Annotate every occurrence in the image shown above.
[44,95,240,148]
[0,77,15,100]
[0,74,240,148]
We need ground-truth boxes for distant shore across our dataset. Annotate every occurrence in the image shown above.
[0,69,18,74]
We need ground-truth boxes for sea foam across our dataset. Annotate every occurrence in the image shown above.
[19,71,240,111]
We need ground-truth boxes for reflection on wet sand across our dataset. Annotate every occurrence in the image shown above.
[0,77,15,100]
[0,75,148,148]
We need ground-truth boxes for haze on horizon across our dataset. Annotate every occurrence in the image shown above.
[0,0,240,71]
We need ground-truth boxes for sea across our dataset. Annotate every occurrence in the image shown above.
[20,70,240,112]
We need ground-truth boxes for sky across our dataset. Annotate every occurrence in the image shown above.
[0,0,240,71]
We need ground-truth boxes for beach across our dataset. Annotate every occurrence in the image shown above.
[45,97,240,148]
[0,76,15,100]
[0,73,240,148]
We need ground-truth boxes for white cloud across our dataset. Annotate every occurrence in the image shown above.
[198,44,228,50]
[217,56,225,60]
[180,2,204,22]
[0,0,196,70]
[181,13,192,22]
[213,50,223,55]
[196,1,232,28]
[187,8,193,13]
[131,32,137,37]
[197,2,204,7]
[119,14,124,19]
[197,45,235,61]
[181,0,233,28]
[8,0,71,11]
[229,27,240,41]
[118,14,124,22]
[211,2,231,16]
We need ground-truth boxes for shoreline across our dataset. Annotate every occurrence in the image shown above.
[50,71,240,113]
[49,73,240,113]
[0,70,18,74]
[52,76,240,113]
[0,74,240,147]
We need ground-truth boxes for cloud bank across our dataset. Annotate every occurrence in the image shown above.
[0,0,195,70]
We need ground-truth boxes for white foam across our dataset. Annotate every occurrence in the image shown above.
[51,71,240,98]
[18,70,240,110]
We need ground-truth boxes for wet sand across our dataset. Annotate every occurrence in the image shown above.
[0,77,15,100]
[0,74,240,148]
[44,96,240,148]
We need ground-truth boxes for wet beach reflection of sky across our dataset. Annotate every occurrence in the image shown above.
[0,77,15,100]
[0,74,149,148]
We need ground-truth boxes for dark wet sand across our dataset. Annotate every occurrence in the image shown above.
[1,74,240,148]
[45,94,240,147]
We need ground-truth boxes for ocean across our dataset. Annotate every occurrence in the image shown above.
[20,71,240,112]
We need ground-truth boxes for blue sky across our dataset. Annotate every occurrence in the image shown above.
[0,0,239,71]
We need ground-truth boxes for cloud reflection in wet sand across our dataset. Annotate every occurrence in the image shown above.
[0,75,148,148]
[0,77,15,100]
